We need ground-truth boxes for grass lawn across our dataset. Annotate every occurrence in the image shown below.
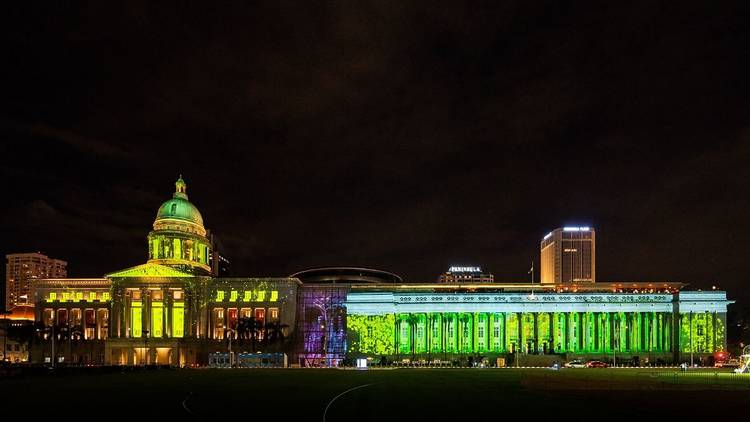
[1,368,747,420]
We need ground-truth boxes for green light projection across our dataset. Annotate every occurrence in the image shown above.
[347,314,395,354]
[429,313,443,353]
[680,311,724,353]
[553,312,566,352]
[347,311,680,356]
[505,312,519,353]
[537,313,550,351]
[568,312,580,352]
[490,313,505,353]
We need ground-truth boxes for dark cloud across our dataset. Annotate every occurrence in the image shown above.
[2,1,750,305]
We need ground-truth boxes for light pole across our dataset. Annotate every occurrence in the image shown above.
[613,323,617,367]
[39,324,57,367]
[51,325,56,367]
[1,311,10,364]
[143,329,150,366]
[689,312,694,367]
[226,328,235,367]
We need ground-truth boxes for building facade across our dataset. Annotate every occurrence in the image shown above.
[540,227,595,284]
[344,283,731,364]
[26,180,733,366]
[438,266,494,283]
[6,252,67,310]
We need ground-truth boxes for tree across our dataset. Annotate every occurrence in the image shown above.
[266,321,289,344]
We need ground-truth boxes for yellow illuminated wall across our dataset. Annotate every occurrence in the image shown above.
[131,300,142,338]
[173,302,185,338]
[152,301,163,337]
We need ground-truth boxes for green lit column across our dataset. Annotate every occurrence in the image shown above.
[424,313,432,356]
[487,313,494,352]
[553,312,566,353]
[656,312,662,352]
[505,312,518,353]
[441,313,447,356]
[567,312,575,353]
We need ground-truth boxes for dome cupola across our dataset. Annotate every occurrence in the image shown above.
[147,176,211,274]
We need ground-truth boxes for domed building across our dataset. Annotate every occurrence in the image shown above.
[30,177,301,367]
[147,176,211,274]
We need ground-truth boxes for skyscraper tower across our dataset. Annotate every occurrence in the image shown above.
[5,252,67,310]
[540,227,595,284]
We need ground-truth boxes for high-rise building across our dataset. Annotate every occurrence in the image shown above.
[208,231,231,277]
[5,252,67,310]
[438,266,494,283]
[540,227,595,284]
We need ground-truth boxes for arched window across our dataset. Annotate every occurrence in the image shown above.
[171,203,177,214]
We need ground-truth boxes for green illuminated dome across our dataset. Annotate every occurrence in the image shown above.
[153,176,205,235]
[147,176,212,274]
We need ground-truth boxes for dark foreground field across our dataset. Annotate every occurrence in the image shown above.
[1,368,747,420]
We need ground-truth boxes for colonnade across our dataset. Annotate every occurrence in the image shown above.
[391,311,675,355]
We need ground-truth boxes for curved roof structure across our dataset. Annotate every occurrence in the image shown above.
[153,176,204,228]
[291,267,403,284]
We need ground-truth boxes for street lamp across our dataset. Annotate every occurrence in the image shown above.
[613,323,619,367]
[143,329,150,366]
[36,325,56,367]
[1,311,11,364]
[226,328,236,367]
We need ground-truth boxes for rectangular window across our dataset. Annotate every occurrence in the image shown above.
[268,307,279,320]
[212,308,225,339]
[242,291,251,302]
[151,301,163,338]
[43,309,54,327]
[101,292,110,301]
[172,302,185,338]
[97,309,109,340]
[254,308,266,339]
[229,290,238,302]
[131,300,142,338]
[57,309,68,326]
[270,291,279,302]
[89,292,97,302]
[254,308,266,323]
[256,291,266,302]
[228,308,238,329]
[85,309,96,325]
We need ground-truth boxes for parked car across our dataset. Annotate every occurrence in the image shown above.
[564,359,587,368]
[586,360,609,368]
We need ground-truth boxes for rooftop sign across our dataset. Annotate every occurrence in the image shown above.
[448,266,481,273]
[563,226,590,232]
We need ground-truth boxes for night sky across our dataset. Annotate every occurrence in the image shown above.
[2,2,749,304]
